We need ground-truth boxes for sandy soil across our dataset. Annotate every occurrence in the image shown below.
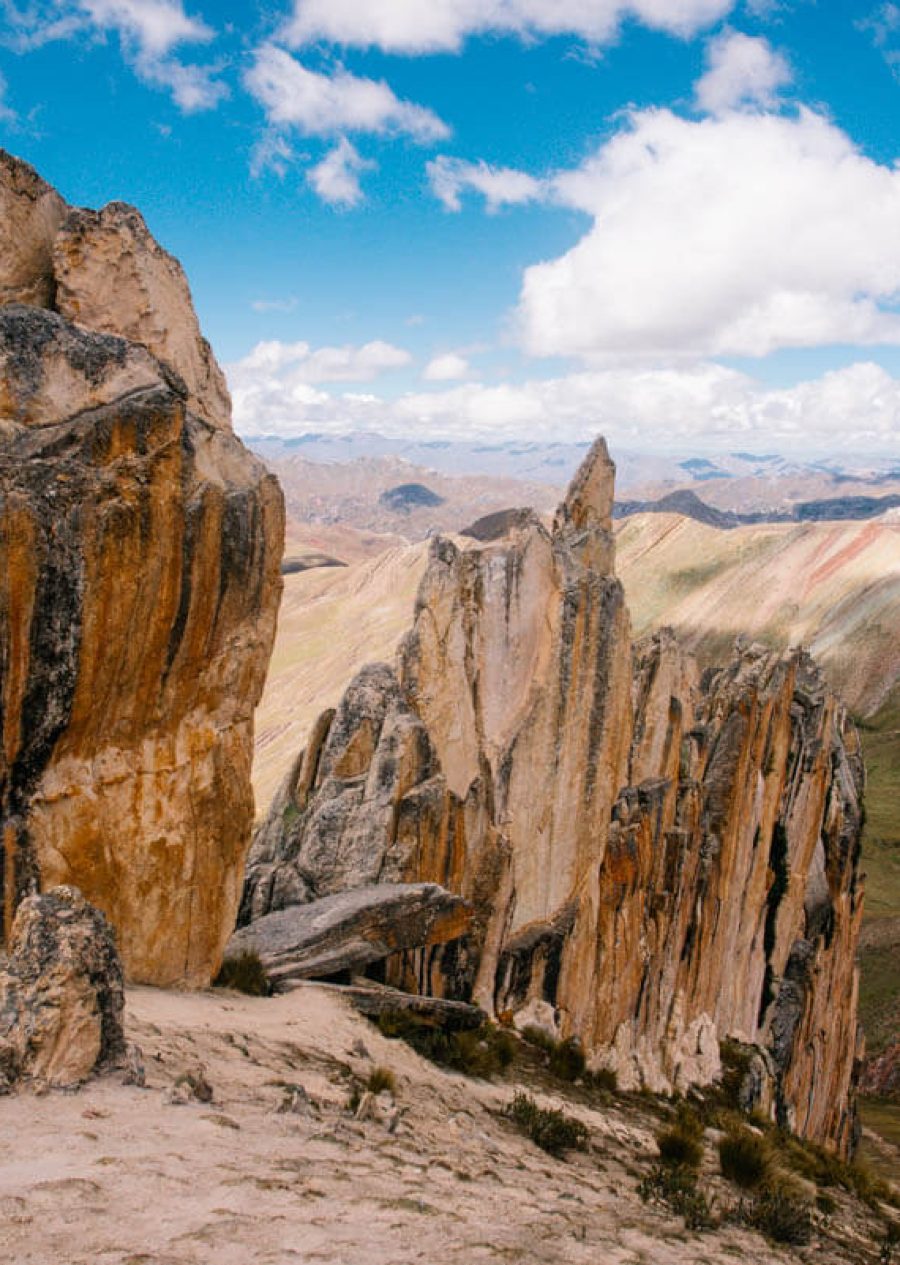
[2,985,892,1265]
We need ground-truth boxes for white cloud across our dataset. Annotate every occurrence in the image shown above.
[1,1,224,110]
[135,53,226,110]
[694,30,791,114]
[79,0,211,56]
[0,71,16,122]
[251,296,299,313]
[229,338,413,403]
[229,356,900,454]
[281,0,736,54]
[244,44,449,142]
[517,107,900,360]
[428,155,545,212]
[423,352,470,381]
[308,137,373,207]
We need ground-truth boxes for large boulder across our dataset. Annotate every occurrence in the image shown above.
[0,151,284,986]
[0,886,125,1090]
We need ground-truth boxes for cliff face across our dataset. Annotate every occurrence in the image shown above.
[247,438,864,1155]
[0,152,284,986]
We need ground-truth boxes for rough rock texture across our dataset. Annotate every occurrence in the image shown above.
[0,885,125,1089]
[0,151,284,985]
[53,202,232,427]
[246,438,864,1156]
[226,882,472,988]
[860,1040,900,1098]
[0,152,67,309]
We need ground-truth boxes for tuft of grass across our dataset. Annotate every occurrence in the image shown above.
[590,1066,618,1094]
[638,1164,716,1232]
[213,949,271,997]
[718,1128,771,1190]
[656,1102,705,1172]
[505,1091,588,1157]
[548,1036,586,1082]
[736,1190,813,1246]
[366,1066,396,1095]
[775,1129,900,1210]
[376,1010,514,1079]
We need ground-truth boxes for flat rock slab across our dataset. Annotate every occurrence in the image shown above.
[310,979,485,1030]
[225,883,472,987]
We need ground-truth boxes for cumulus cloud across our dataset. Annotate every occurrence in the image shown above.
[80,0,211,55]
[1,0,225,110]
[428,155,545,212]
[694,30,792,114]
[244,45,449,142]
[517,107,900,360]
[281,0,736,55]
[423,352,470,381]
[228,355,900,454]
[232,339,415,387]
[308,137,373,207]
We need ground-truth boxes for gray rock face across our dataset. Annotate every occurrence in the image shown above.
[240,663,453,925]
[226,882,472,989]
[0,886,125,1089]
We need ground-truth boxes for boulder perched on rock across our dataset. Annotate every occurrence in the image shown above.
[0,886,125,1089]
[246,438,865,1156]
[227,882,472,988]
[0,151,284,986]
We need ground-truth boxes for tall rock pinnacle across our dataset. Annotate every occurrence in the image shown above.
[0,151,285,986]
[245,441,864,1156]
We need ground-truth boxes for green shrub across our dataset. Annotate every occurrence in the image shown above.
[213,949,271,996]
[367,1066,396,1095]
[376,1011,514,1079]
[505,1091,588,1157]
[718,1128,771,1189]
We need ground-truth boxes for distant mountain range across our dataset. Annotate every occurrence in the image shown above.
[613,486,900,527]
[246,429,898,491]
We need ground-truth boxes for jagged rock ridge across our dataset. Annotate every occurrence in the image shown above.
[245,438,864,1156]
[0,151,284,986]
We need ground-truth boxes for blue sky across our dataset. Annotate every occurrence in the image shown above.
[2,0,900,455]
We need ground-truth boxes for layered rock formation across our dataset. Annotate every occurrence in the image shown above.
[0,152,284,985]
[246,439,864,1155]
[0,885,125,1090]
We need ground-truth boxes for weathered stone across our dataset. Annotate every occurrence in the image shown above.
[0,886,124,1089]
[227,883,472,987]
[52,201,232,428]
[0,152,285,986]
[0,151,67,309]
[317,979,486,1030]
[244,417,864,1156]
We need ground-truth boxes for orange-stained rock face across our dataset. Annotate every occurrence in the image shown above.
[246,437,864,1156]
[0,153,284,986]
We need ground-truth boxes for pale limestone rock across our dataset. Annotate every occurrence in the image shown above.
[52,202,232,427]
[0,151,67,308]
[0,886,124,1089]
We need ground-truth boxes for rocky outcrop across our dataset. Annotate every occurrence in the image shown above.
[0,885,125,1089]
[246,438,864,1155]
[0,151,284,985]
[226,882,472,989]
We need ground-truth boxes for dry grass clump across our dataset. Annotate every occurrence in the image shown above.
[718,1127,771,1189]
[505,1091,588,1157]
[366,1066,396,1095]
[655,1102,705,1172]
[376,1010,515,1079]
[213,949,271,996]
